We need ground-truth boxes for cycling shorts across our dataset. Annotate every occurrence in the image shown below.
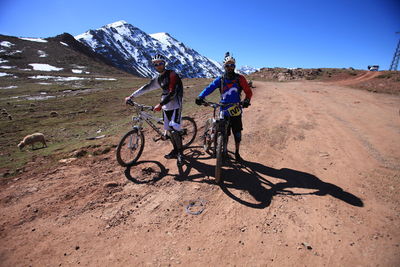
[227,114,243,135]
[163,108,182,131]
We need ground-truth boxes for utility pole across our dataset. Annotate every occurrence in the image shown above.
[389,32,400,71]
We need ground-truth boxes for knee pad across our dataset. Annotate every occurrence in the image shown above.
[233,132,241,143]
[169,121,181,131]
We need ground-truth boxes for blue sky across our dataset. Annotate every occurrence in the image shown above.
[0,0,399,70]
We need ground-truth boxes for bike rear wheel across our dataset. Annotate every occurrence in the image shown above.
[181,116,197,148]
[116,129,145,167]
[215,133,224,184]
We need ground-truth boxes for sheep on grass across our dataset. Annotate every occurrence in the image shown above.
[18,133,47,150]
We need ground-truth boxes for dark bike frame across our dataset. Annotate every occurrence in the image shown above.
[202,101,242,183]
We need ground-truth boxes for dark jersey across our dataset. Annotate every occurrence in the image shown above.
[130,70,183,110]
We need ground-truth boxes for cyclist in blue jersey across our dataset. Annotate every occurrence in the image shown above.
[195,53,253,161]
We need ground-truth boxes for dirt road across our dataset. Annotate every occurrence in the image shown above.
[1,81,399,266]
[332,71,381,86]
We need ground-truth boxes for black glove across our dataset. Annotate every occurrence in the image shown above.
[195,97,204,106]
[243,98,251,108]
[125,96,133,105]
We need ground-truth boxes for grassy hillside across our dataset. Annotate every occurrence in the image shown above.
[0,75,212,177]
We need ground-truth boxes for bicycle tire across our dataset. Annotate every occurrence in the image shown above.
[181,116,197,148]
[116,129,145,167]
[215,133,224,184]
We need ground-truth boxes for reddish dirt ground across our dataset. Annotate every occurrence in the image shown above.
[332,71,381,85]
[1,80,399,266]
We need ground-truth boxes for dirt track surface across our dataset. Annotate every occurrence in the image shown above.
[332,71,381,86]
[1,81,399,266]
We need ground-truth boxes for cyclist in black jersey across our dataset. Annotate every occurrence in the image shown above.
[125,54,184,162]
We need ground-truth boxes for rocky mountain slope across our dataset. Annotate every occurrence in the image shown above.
[75,21,223,78]
[0,33,126,77]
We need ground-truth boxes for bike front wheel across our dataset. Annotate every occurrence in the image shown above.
[181,116,197,148]
[215,133,224,184]
[116,129,145,167]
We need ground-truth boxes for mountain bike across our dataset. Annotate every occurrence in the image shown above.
[201,101,243,184]
[116,100,197,169]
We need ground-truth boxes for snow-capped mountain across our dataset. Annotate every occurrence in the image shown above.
[150,32,223,78]
[237,65,259,75]
[75,21,222,78]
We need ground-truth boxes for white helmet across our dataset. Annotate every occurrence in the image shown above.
[223,52,236,65]
[151,53,166,62]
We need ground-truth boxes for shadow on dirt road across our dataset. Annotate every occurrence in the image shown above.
[124,160,169,184]
[225,160,364,209]
[184,149,364,209]
[122,148,363,210]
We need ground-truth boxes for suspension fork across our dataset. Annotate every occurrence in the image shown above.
[222,120,229,157]
[216,118,229,158]
[127,126,142,149]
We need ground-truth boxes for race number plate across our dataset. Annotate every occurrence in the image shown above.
[227,105,241,117]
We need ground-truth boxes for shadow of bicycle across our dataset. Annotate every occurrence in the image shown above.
[183,149,364,209]
[124,160,169,184]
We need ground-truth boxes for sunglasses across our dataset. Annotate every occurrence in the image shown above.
[153,61,165,67]
[225,63,236,68]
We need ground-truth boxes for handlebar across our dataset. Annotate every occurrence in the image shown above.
[201,101,244,108]
[126,99,154,111]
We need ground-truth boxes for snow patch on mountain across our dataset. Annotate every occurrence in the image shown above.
[29,63,63,71]
[19,38,48,43]
[238,65,259,75]
[208,58,223,70]
[0,85,17,89]
[0,41,14,47]
[28,75,87,81]
[0,66,16,69]
[38,50,48,58]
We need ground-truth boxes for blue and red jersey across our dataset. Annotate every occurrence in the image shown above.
[198,74,252,110]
